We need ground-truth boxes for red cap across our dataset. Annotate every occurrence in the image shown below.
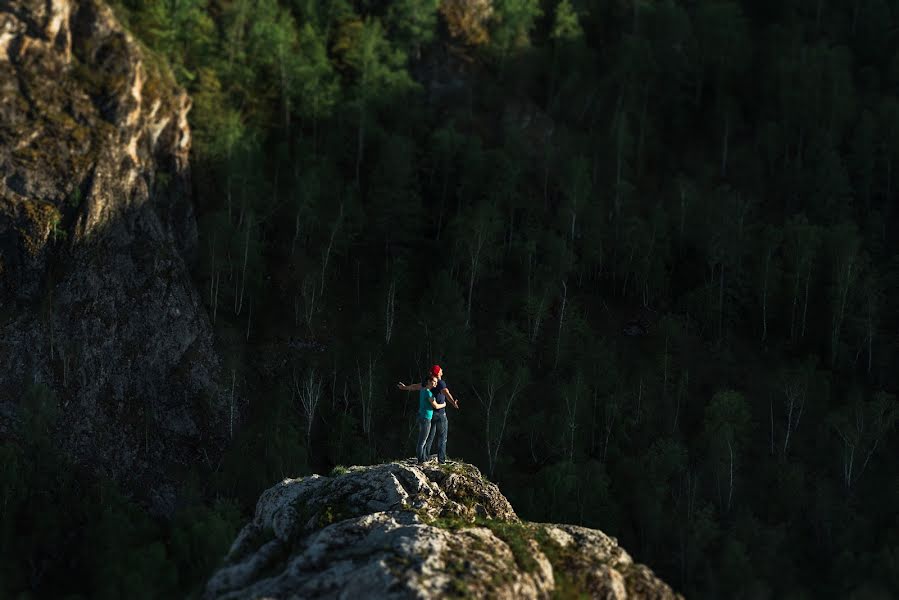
[430,364,442,377]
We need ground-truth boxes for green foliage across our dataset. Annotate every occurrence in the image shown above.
[550,0,582,42]
[385,0,440,56]
[489,0,542,61]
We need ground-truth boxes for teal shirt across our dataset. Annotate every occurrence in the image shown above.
[418,388,434,420]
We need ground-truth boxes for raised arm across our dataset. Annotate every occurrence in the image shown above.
[397,381,423,391]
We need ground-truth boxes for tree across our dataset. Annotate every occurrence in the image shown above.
[774,363,813,458]
[703,390,751,514]
[691,0,750,108]
[385,0,439,58]
[427,125,465,239]
[246,0,300,131]
[455,201,501,329]
[829,222,861,366]
[490,0,542,67]
[294,23,339,151]
[758,224,782,343]
[829,391,897,491]
[472,361,527,478]
[134,0,216,81]
[333,17,416,185]
[294,368,323,450]
[551,0,582,43]
[367,134,423,246]
[439,0,493,46]
[784,214,821,341]
[560,155,591,248]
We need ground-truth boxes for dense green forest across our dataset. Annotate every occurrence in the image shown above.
[4,0,899,597]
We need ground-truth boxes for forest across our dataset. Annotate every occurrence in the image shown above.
[2,0,899,598]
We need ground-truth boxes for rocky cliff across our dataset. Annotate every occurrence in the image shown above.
[0,0,223,513]
[205,461,682,599]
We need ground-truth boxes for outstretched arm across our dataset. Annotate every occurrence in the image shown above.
[397,382,423,391]
[444,388,460,409]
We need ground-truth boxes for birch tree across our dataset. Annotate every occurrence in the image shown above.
[555,279,568,369]
[562,373,583,463]
[828,222,860,366]
[777,367,810,458]
[703,390,750,514]
[357,356,377,459]
[293,369,322,450]
[758,224,782,343]
[473,362,527,478]
[785,215,821,341]
[829,391,897,491]
[458,201,501,329]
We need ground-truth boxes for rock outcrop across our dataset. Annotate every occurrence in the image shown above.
[0,0,223,513]
[206,461,682,599]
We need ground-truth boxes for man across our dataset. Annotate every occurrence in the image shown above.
[398,364,459,464]
[416,375,444,464]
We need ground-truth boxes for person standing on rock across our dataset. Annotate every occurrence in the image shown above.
[415,375,444,464]
[398,364,459,464]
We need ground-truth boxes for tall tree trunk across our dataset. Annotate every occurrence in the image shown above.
[321,202,343,296]
[721,110,730,177]
[718,262,726,344]
[555,280,568,369]
[801,260,812,338]
[761,249,771,342]
[355,107,365,186]
[726,438,734,512]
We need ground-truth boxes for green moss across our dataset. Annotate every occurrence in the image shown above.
[436,462,468,476]
[534,527,592,599]
[427,514,474,530]
[420,512,539,574]
[329,465,349,476]
[446,558,476,598]
[290,485,356,531]
[550,572,592,600]
[317,500,353,527]
[19,201,62,256]
[480,520,538,573]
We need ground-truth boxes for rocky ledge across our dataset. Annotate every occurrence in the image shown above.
[205,461,682,599]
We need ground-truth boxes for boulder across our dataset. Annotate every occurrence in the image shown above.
[205,461,683,599]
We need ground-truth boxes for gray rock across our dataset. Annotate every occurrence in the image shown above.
[205,461,683,599]
[0,0,224,513]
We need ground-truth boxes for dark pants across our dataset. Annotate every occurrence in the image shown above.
[416,417,432,464]
[426,412,448,463]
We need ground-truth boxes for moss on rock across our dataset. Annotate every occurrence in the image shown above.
[19,200,62,256]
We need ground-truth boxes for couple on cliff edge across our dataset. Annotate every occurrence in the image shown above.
[397,364,460,465]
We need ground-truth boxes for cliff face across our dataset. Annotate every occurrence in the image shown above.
[205,461,683,599]
[0,0,223,513]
